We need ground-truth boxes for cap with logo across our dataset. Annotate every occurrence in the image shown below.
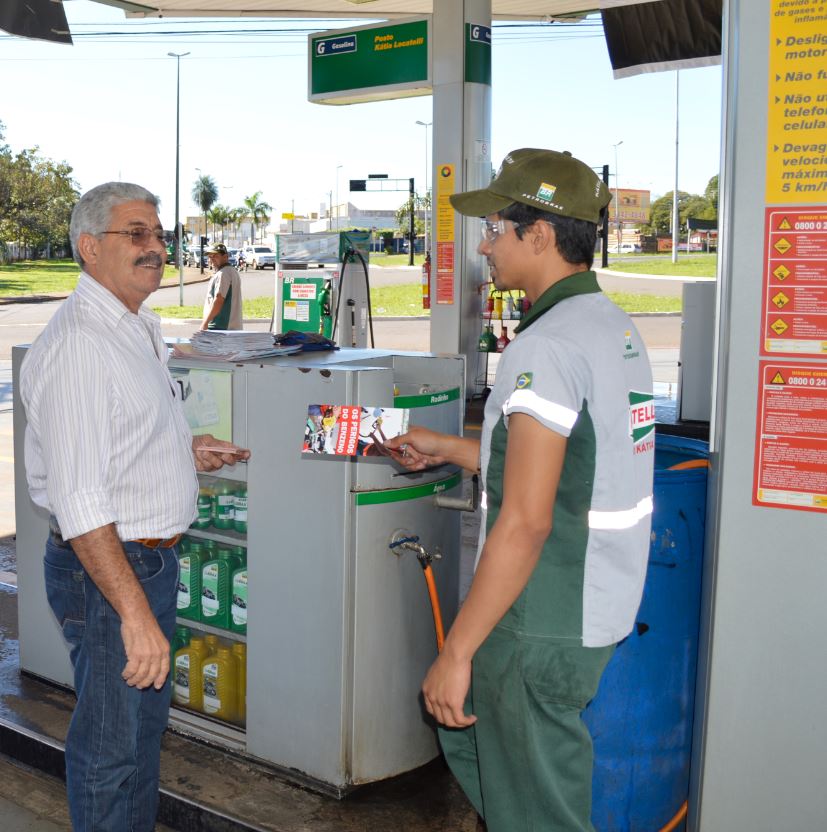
[450,148,611,224]
[206,243,228,255]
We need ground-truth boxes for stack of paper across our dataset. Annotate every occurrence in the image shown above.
[184,330,301,361]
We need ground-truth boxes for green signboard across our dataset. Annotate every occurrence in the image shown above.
[465,22,491,86]
[309,18,431,105]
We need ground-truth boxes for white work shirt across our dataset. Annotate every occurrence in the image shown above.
[20,272,199,541]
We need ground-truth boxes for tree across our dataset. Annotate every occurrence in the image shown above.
[207,204,231,242]
[242,191,272,244]
[704,175,719,216]
[191,174,218,272]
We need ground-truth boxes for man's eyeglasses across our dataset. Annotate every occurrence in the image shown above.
[480,218,522,243]
[101,228,167,246]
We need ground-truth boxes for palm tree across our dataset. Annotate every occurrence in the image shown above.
[228,207,245,247]
[208,204,231,242]
[243,191,272,244]
[192,174,218,273]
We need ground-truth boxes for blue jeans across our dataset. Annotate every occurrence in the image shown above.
[44,535,179,832]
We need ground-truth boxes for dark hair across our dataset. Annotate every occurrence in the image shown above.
[501,202,603,270]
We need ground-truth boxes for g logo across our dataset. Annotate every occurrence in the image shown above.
[316,41,326,55]
[471,25,479,38]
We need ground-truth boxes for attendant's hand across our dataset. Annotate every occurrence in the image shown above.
[422,649,476,729]
[192,433,251,471]
[385,426,449,471]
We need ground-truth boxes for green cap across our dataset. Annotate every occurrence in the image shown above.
[450,148,611,224]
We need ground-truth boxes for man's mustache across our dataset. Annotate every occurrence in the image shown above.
[135,254,163,268]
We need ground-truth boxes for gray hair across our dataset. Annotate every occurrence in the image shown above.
[69,182,160,267]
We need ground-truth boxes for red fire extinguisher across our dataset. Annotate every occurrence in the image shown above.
[422,252,431,310]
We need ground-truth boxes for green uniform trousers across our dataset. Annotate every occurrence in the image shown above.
[439,626,613,832]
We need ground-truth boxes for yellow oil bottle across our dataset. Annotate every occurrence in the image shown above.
[201,644,238,722]
[173,636,209,712]
[231,642,247,726]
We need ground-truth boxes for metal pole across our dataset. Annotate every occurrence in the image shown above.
[416,120,432,257]
[168,51,189,305]
[335,164,342,231]
[601,164,609,269]
[612,140,623,254]
[409,177,415,267]
[672,71,680,264]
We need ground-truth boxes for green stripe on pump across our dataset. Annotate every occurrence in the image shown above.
[393,387,461,408]
[354,472,462,505]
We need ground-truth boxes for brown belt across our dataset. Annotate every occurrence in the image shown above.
[130,534,183,549]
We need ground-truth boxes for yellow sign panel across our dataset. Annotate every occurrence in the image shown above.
[771,372,786,384]
[772,291,790,309]
[435,164,455,243]
[766,1,827,204]
[773,264,791,280]
[771,318,789,335]
[774,237,792,254]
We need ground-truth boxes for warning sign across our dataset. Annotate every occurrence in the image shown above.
[435,163,455,305]
[753,362,827,512]
[761,207,827,355]
[766,0,827,205]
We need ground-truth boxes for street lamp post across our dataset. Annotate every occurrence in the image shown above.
[168,51,189,305]
[335,164,343,231]
[612,140,623,255]
[416,120,432,257]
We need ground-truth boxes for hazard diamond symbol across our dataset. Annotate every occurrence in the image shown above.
[777,217,792,230]
[770,319,788,335]
[773,264,791,281]
[774,238,792,254]
[770,372,785,385]
[772,291,790,309]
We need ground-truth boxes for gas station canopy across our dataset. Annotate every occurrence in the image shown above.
[100,1,599,19]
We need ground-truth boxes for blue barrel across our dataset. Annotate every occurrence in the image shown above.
[583,434,709,832]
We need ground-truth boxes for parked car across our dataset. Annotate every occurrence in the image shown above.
[243,245,276,270]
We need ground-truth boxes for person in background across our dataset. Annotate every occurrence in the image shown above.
[20,181,249,832]
[201,241,242,330]
[386,148,655,832]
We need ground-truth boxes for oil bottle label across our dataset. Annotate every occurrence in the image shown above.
[202,661,220,713]
[234,496,248,523]
[178,557,191,609]
[174,654,190,703]
[202,564,219,617]
[216,495,235,521]
[232,572,248,626]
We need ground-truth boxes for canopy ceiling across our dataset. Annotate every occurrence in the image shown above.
[94,0,610,21]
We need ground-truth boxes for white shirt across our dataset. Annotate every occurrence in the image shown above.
[20,272,199,541]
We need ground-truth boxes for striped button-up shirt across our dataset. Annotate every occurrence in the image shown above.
[20,272,199,541]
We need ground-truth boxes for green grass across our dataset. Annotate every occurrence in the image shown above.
[0,259,187,296]
[369,253,425,267]
[605,254,717,278]
[153,284,679,319]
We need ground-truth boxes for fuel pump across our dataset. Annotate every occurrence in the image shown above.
[274,231,372,348]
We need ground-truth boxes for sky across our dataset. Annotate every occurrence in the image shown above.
[0,2,723,231]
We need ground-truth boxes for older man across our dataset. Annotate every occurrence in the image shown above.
[20,182,249,831]
[387,149,655,832]
[201,241,242,330]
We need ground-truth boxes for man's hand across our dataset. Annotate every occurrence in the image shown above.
[120,611,171,690]
[68,525,172,690]
[422,650,476,729]
[192,433,251,472]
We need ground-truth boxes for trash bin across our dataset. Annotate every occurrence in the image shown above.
[583,433,709,832]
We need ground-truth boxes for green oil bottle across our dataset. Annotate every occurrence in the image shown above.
[192,484,213,530]
[169,624,191,670]
[230,551,248,635]
[201,549,241,630]
[212,480,235,530]
[177,541,204,622]
[233,485,248,534]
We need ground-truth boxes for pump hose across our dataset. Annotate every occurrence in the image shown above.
[421,563,445,652]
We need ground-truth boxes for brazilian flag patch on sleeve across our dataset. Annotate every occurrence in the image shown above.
[515,372,533,390]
